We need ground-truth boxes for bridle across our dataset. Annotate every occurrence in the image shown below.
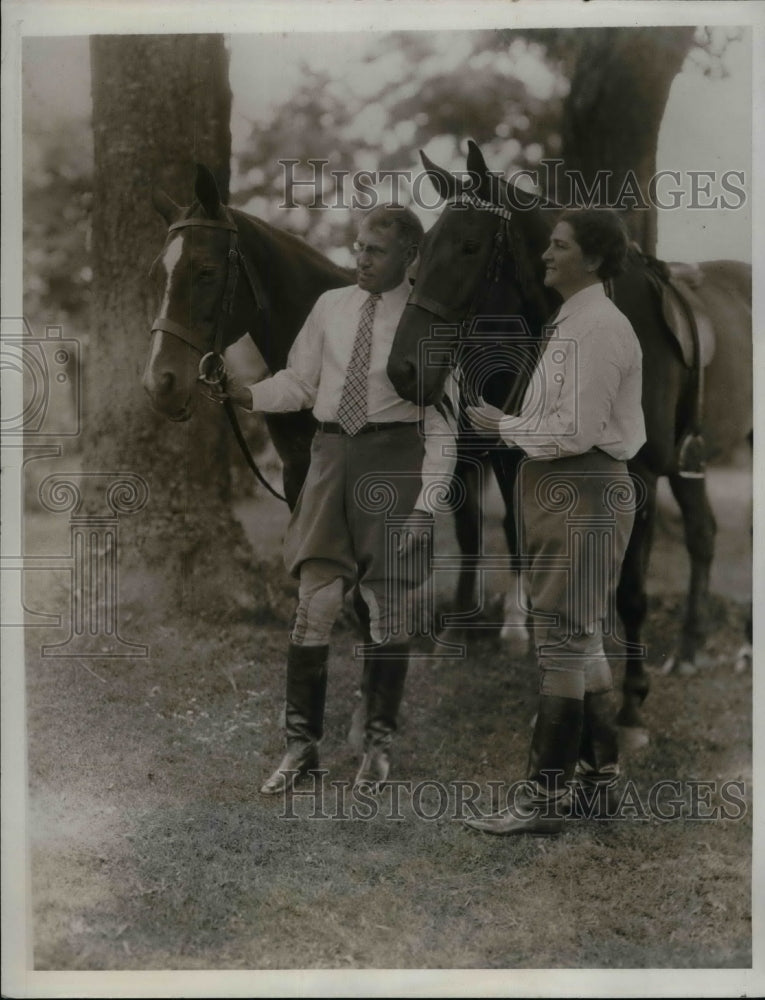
[150,210,288,503]
[407,192,514,333]
[151,212,269,356]
[406,192,517,409]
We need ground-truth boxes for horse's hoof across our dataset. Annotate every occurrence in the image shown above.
[662,653,705,677]
[498,624,530,655]
[661,655,677,676]
[618,726,650,752]
[734,644,752,674]
[661,654,697,676]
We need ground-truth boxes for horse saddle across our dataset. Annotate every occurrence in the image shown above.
[661,263,716,369]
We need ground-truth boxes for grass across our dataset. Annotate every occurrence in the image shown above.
[26,565,752,971]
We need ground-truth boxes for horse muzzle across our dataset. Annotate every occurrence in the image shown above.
[386,355,420,403]
[141,373,194,422]
[142,328,201,420]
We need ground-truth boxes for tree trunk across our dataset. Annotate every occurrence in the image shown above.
[88,35,256,617]
[560,27,695,255]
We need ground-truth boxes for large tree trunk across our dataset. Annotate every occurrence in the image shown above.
[88,35,256,616]
[560,27,695,255]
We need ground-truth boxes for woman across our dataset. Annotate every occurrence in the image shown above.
[465,208,646,835]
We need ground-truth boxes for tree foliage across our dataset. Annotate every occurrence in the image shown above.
[233,26,739,257]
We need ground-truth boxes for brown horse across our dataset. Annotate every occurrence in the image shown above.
[387,141,752,737]
[142,164,352,506]
[142,164,530,645]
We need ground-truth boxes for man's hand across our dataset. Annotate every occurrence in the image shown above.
[397,509,434,559]
[202,373,253,410]
[465,400,506,437]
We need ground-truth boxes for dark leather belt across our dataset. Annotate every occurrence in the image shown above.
[318,420,421,435]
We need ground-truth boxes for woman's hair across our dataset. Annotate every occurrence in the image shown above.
[558,208,628,279]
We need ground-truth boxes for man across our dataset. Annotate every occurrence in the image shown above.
[216,204,455,795]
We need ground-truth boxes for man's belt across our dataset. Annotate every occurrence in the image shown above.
[318,420,421,435]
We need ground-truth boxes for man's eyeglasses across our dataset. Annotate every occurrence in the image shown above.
[352,241,388,259]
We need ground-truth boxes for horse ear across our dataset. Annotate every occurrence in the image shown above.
[466,139,489,178]
[152,188,181,224]
[420,149,457,201]
[194,163,223,218]
[466,139,495,203]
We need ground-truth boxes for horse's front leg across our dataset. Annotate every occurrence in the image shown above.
[615,464,656,740]
[263,410,315,510]
[439,453,482,647]
[661,472,717,676]
[488,447,530,652]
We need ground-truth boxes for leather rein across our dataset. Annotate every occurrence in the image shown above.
[151,212,288,504]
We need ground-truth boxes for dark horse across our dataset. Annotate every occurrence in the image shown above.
[387,141,752,736]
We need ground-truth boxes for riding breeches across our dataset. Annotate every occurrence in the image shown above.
[518,450,636,700]
[285,425,426,646]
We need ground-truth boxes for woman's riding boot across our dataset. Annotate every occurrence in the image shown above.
[353,644,409,793]
[260,643,329,795]
[573,690,620,818]
[464,694,583,836]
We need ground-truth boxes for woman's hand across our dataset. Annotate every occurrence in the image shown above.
[465,400,506,437]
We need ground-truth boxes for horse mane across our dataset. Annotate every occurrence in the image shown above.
[499,179,557,324]
[230,206,353,285]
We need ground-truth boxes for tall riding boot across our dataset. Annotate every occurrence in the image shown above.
[353,644,409,792]
[574,690,620,818]
[464,694,583,836]
[260,643,329,795]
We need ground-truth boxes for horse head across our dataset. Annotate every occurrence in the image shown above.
[388,141,554,407]
[142,164,264,421]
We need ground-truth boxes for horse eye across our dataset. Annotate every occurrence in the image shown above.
[463,241,480,255]
[198,266,217,281]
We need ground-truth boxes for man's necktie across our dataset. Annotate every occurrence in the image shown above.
[337,293,381,435]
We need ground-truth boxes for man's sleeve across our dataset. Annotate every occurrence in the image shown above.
[246,298,325,413]
[414,404,458,513]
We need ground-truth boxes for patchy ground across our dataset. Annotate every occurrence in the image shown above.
[22,456,752,971]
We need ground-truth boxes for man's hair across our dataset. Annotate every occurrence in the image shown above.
[557,208,628,279]
[364,203,424,252]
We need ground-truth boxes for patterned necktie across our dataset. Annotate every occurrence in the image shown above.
[337,293,381,435]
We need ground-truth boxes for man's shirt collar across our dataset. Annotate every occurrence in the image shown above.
[353,278,411,311]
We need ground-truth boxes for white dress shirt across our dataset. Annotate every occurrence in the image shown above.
[498,283,646,461]
[246,280,456,511]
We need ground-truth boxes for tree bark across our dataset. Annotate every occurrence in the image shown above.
[88,35,256,616]
[560,27,696,255]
